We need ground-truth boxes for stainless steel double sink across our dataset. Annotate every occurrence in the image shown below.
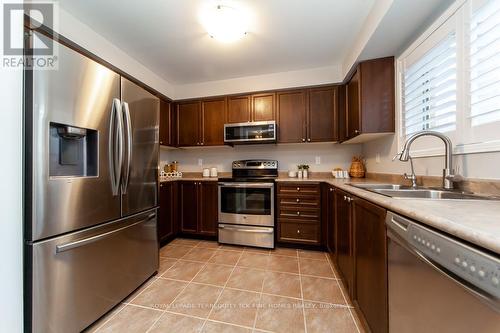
[348,183,497,200]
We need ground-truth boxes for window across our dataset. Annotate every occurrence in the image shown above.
[399,0,500,156]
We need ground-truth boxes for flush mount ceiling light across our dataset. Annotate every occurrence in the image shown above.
[200,3,250,43]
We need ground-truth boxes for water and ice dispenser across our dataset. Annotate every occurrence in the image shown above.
[49,122,98,177]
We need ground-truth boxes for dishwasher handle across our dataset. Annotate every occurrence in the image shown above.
[386,213,500,313]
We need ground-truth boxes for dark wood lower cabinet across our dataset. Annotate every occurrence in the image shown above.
[198,181,218,236]
[158,181,177,242]
[334,189,354,296]
[179,181,217,236]
[323,184,335,256]
[353,197,388,333]
[179,181,199,234]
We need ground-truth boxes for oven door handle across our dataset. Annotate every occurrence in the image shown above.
[218,182,274,188]
[218,225,274,233]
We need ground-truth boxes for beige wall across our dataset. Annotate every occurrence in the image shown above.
[161,143,361,173]
[362,135,500,180]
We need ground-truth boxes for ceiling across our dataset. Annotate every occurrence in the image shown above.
[59,0,375,84]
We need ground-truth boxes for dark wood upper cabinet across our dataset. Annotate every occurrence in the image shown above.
[308,86,338,142]
[176,101,201,147]
[179,181,199,233]
[335,189,354,296]
[201,98,226,146]
[344,57,395,142]
[159,100,173,146]
[252,92,275,122]
[277,89,307,143]
[198,182,218,236]
[158,181,177,242]
[227,95,251,123]
[353,198,388,333]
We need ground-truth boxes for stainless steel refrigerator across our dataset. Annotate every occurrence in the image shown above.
[24,31,160,333]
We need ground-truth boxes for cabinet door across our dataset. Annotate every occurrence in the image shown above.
[199,182,218,236]
[346,70,361,139]
[335,190,354,294]
[325,186,336,255]
[227,95,251,123]
[277,90,307,143]
[179,181,199,234]
[158,182,175,242]
[353,198,388,333]
[308,86,338,142]
[201,98,226,146]
[177,101,201,146]
[252,93,275,122]
[159,100,172,146]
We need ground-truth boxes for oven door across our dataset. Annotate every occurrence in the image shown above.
[218,182,274,226]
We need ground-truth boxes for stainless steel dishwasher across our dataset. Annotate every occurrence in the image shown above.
[386,212,500,333]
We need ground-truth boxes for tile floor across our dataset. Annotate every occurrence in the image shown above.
[86,239,363,333]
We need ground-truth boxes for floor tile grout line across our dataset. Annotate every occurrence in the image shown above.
[144,247,219,333]
[198,248,245,332]
[325,255,361,333]
[91,303,128,332]
[298,255,308,333]
[251,259,268,332]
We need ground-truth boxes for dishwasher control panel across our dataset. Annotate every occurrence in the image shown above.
[387,212,500,302]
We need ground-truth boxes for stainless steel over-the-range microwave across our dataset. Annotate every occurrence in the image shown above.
[224,120,276,144]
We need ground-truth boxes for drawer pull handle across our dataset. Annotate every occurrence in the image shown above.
[296,211,300,215]
[297,229,301,234]
[297,187,300,191]
[296,198,300,203]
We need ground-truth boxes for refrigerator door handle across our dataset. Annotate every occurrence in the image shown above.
[55,213,156,253]
[121,101,133,194]
[109,98,123,196]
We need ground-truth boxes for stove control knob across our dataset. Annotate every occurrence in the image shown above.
[478,270,486,278]
[470,266,476,273]
[462,261,468,269]
[454,257,461,265]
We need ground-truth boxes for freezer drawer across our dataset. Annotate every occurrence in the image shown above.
[218,223,274,249]
[28,209,159,333]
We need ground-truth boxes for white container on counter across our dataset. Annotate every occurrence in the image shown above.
[288,170,297,178]
[202,168,210,177]
[210,167,218,177]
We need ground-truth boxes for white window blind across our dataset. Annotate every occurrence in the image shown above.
[403,32,457,137]
[398,0,500,156]
[469,0,500,127]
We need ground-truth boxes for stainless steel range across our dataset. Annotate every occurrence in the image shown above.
[218,160,278,248]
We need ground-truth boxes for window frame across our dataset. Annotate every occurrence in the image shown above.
[397,0,500,157]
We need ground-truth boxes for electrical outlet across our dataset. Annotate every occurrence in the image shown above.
[198,159,203,166]
[376,153,381,163]
[315,156,321,165]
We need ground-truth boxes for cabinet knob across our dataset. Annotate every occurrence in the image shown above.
[296,198,300,203]
[160,141,163,145]
[296,211,300,215]
[302,138,306,142]
[354,130,360,134]
[307,138,311,142]
[343,195,347,201]
[329,188,333,192]
[297,229,301,234]
[201,142,204,145]
[297,187,300,191]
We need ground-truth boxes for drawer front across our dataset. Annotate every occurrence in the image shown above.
[218,224,274,249]
[279,207,320,221]
[278,183,320,196]
[278,196,319,208]
[279,220,320,244]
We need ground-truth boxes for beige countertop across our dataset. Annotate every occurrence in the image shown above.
[158,174,500,254]
[277,177,500,255]
[159,177,218,182]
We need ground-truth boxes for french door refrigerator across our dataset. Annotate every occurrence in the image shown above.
[24,31,160,333]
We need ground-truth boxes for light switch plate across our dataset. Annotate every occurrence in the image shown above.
[198,158,203,166]
[315,156,321,165]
